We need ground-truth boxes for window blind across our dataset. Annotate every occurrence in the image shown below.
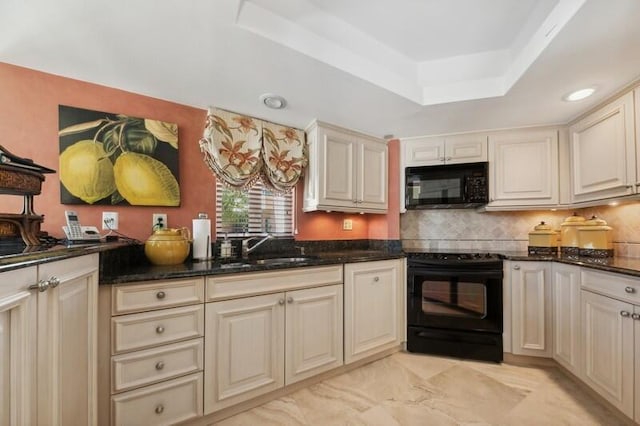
[215,181,294,237]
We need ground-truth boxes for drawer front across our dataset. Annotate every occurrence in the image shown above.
[112,305,204,354]
[111,372,203,426]
[112,278,204,315]
[207,265,343,301]
[112,338,203,393]
[581,269,640,304]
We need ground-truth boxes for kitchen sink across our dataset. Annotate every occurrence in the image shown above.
[252,257,316,265]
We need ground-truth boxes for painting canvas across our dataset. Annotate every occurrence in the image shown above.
[58,105,180,206]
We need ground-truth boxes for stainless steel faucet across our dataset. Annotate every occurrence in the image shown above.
[241,234,273,258]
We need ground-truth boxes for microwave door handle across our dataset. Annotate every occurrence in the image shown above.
[462,177,468,202]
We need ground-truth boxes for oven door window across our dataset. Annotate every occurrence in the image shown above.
[422,279,486,319]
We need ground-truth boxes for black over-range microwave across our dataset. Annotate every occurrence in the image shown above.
[405,162,488,209]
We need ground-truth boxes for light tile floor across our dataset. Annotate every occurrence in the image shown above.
[216,351,634,425]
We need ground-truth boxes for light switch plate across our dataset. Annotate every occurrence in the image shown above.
[343,219,353,230]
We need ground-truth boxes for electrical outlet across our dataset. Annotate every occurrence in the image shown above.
[152,213,167,229]
[343,219,353,230]
[102,212,119,230]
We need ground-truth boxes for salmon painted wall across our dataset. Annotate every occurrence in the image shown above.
[0,63,398,242]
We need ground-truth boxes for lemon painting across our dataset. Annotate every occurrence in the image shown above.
[58,105,180,206]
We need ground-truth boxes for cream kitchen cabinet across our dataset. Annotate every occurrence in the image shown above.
[204,266,344,414]
[402,133,487,166]
[509,261,552,357]
[580,269,639,419]
[551,263,581,376]
[98,277,205,426]
[569,91,636,203]
[344,259,405,364]
[0,266,37,426]
[487,129,559,208]
[304,120,388,213]
[0,254,98,426]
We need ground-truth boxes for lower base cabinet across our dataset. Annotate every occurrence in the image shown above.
[204,284,343,414]
[344,259,404,364]
[551,263,581,376]
[581,289,634,418]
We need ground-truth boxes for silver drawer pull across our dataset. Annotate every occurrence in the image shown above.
[155,361,165,370]
[48,276,60,288]
[513,265,520,270]
[373,276,380,282]
[278,299,285,305]
[155,404,164,414]
[632,313,640,320]
[155,325,165,334]
[28,279,49,292]
[287,296,294,304]
[625,286,636,294]
[620,311,631,317]
[156,291,166,299]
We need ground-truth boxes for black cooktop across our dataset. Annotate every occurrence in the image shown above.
[405,250,503,267]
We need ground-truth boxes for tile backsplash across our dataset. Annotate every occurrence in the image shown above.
[401,202,640,257]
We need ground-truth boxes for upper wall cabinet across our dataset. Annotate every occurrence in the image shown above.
[403,134,487,167]
[304,121,388,214]
[487,128,559,208]
[569,91,636,203]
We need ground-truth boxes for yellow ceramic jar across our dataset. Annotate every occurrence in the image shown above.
[528,221,557,248]
[144,227,191,265]
[560,213,586,248]
[578,216,613,250]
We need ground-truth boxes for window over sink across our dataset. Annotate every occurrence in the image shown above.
[215,181,294,237]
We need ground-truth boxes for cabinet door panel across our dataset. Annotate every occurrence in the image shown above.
[38,255,98,426]
[635,305,640,424]
[322,130,355,205]
[511,262,552,357]
[204,293,284,414]
[404,137,445,166]
[344,260,403,364]
[570,91,635,202]
[552,264,581,375]
[445,134,487,164]
[489,130,558,206]
[285,285,343,385]
[581,290,633,417]
[359,141,387,209]
[0,267,37,426]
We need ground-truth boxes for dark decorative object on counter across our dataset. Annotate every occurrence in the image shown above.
[0,145,55,245]
[578,248,614,258]
[527,246,558,255]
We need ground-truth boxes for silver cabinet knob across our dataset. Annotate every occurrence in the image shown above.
[156,291,166,299]
[625,286,636,294]
[445,157,452,161]
[28,279,49,292]
[48,276,60,288]
[155,325,165,334]
[287,296,294,304]
[632,313,640,320]
[620,311,631,317]
[278,299,285,305]
[155,361,165,370]
[439,157,445,162]
[155,405,164,414]
[373,276,380,282]
[513,265,520,270]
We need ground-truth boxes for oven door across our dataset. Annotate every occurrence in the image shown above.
[407,268,502,333]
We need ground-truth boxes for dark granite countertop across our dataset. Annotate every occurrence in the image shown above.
[100,249,406,285]
[0,242,127,273]
[500,251,640,278]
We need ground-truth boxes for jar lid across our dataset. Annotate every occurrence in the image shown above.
[562,212,586,226]
[583,215,607,226]
[534,221,553,231]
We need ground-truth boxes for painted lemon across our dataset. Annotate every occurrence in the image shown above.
[59,140,116,204]
[114,152,180,206]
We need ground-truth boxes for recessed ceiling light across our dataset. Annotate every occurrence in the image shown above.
[260,93,287,109]
[563,87,596,102]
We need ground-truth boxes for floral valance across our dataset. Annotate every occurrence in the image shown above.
[199,108,307,193]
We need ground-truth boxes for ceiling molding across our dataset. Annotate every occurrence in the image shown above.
[237,0,586,106]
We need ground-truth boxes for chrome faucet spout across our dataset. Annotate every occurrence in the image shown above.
[242,234,274,258]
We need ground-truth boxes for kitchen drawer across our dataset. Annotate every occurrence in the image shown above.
[581,269,640,304]
[112,305,204,354]
[111,372,203,426]
[112,338,203,393]
[206,265,343,301]
[112,277,204,315]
